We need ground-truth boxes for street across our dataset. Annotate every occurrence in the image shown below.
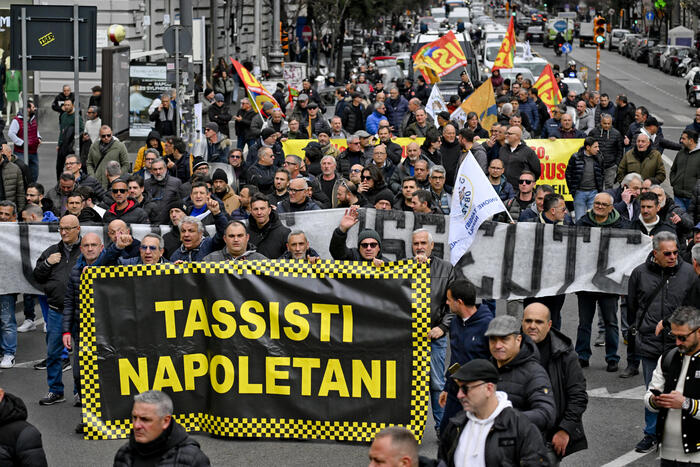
[1,20,696,467]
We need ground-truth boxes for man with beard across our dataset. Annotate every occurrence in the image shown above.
[269,169,290,206]
[86,125,129,188]
[337,135,366,178]
[279,230,321,261]
[126,175,159,223]
[277,177,321,213]
[317,129,339,159]
[144,158,186,224]
[211,169,240,215]
[318,156,340,201]
[377,125,403,165]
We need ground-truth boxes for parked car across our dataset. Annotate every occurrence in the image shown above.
[525,25,545,42]
[618,33,641,57]
[607,28,630,50]
[648,44,669,68]
[661,46,690,75]
[631,37,656,62]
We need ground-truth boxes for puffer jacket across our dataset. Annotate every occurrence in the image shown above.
[113,420,210,467]
[385,96,409,131]
[669,146,700,199]
[658,197,694,239]
[389,155,435,193]
[76,173,109,204]
[489,335,557,433]
[247,210,291,259]
[342,103,366,135]
[628,252,698,359]
[540,118,561,139]
[541,328,589,457]
[0,158,26,212]
[519,97,540,131]
[438,399,549,467]
[589,126,624,169]
[33,240,82,310]
[564,148,605,195]
[132,130,163,172]
[0,392,48,467]
[617,147,666,184]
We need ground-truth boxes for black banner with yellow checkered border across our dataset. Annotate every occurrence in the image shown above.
[78,259,431,442]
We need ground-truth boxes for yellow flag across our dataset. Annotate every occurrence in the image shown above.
[451,80,498,131]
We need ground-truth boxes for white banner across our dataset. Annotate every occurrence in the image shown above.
[426,85,448,126]
[449,151,508,263]
[0,209,651,299]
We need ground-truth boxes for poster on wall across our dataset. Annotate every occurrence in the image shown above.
[129,64,169,137]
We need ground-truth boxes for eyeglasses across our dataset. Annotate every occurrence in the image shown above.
[59,226,78,232]
[519,179,534,185]
[489,166,503,170]
[100,134,112,138]
[288,188,307,193]
[593,202,612,207]
[359,242,378,249]
[662,250,679,257]
[350,168,362,173]
[283,161,298,166]
[348,141,360,145]
[111,188,128,194]
[64,161,78,166]
[361,175,372,181]
[145,158,157,162]
[457,381,487,394]
[140,245,160,251]
[668,327,699,342]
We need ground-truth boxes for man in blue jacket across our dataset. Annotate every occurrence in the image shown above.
[438,278,494,433]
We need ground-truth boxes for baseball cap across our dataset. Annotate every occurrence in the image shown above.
[484,315,521,337]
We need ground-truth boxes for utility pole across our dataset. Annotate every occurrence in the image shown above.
[595,44,600,91]
[255,0,262,70]
[268,0,284,78]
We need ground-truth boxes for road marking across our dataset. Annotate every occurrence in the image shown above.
[14,358,44,369]
[662,154,674,168]
[672,114,688,123]
[587,385,647,400]
[601,449,657,467]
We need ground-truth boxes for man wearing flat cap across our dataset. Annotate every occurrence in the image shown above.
[485,315,556,436]
[204,122,229,163]
[330,205,386,266]
[438,359,549,467]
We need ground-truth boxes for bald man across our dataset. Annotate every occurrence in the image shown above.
[368,426,420,467]
[389,141,434,193]
[62,232,105,414]
[498,126,541,188]
[522,303,589,462]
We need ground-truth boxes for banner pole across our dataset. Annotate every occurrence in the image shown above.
[73,5,80,157]
[20,8,28,165]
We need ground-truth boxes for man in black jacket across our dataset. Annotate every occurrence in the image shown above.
[523,303,588,463]
[565,137,604,221]
[33,214,82,406]
[627,231,698,453]
[485,315,556,434]
[438,359,549,467]
[149,93,176,137]
[0,389,48,466]
[144,158,186,224]
[113,390,209,467]
[589,114,624,189]
[234,98,257,150]
[329,205,386,265]
[499,126,541,189]
[247,194,290,258]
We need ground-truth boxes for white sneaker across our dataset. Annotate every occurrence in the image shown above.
[17,319,36,333]
[43,322,47,333]
[0,355,15,368]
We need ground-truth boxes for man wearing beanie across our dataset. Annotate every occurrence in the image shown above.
[329,205,387,265]
[438,359,549,467]
[163,201,187,258]
[247,127,284,167]
[204,122,231,164]
[211,168,240,215]
[373,190,394,210]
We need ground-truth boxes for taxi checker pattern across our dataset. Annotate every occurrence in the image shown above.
[78,259,431,442]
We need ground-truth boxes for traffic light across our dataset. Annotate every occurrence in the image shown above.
[281,23,289,57]
[594,16,606,46]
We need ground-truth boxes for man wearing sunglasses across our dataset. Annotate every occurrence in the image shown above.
[86,125,129,189]
[102,178,150,225]
[330,205,386,266]
[627,231,697,454]
[646,306,700,465]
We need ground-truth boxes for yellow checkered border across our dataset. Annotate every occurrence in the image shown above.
[79,259,431,442]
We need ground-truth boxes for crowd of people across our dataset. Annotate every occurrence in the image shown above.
[0,46,699,465]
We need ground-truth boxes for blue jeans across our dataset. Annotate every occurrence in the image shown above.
[430,336,447,432]
[674,197,691,212]
[14,151,38,183]
[46,308,65,394]
[23,294,37,321]
[641,356,658,437]
[575,293,619,363]
[573,190,598,220]
[0,294,18,356]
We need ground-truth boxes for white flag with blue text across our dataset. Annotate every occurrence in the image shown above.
[448,151,508,264]
[426,85,448,126]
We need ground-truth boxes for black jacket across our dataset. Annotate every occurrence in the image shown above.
[102,199,150,225]
[427,256,456,330]
[245,163,276,194]
[144,174,187,224]
[490,335,557,434]
[589,126,624,169]
[113,420,210,467]
[628,252,698,359]
[342,103,365,135]
[207,103,232,137]
[564,149,605,195]
[76,173,109,204]
[539,329,588,457]
[0,392,48,467]
[329,228,388,263]
[438,404,549,467]
[32,240,82,310]
[499,142,542,189]
[691,180,700,224]
[247,210,291,259]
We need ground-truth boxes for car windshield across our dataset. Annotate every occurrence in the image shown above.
[514,60,546,77]
[678,49,690,58]
[485,44,524,61]
[565,80,585,95]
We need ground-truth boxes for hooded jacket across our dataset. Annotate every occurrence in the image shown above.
[539,328,589,457]
[113,419,210,467]
[133,130,163,172]
[0,392,48,467]
[490,335,557,433]
[589,126,624,169]
[628,252,697,359]
[617,147,666,184]
[247,210,291,259]
[103,199,150,225]
[438,394,549,467]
